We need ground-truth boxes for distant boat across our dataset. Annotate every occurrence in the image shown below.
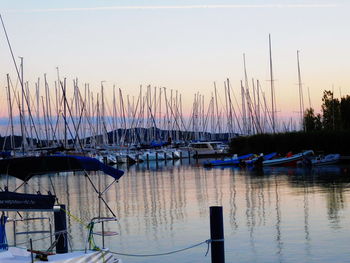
[204,153,254,167]
[312,154,341,166]
[263,150,314,167]
[245,152,278,166]
[189,142,228,158]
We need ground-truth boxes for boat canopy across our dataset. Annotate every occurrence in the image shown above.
[0,155,124,182]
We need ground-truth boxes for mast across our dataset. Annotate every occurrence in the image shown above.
[1,15,41,150]
[19,57,27,152]
[226,79,234,136]
[63,78,67,148]
[256,80,261,132]
[112,85,116,145]
[241,80,246,134]
[214,82,220,134]
[297,50,305,130]
[243,54,251,134]
[25,81,34,149]
[269,34,276,133]
[6,74,15,149]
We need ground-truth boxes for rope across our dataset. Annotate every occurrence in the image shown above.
[109,239,213,257]
[57,208,225,258]
[60,207,87,227]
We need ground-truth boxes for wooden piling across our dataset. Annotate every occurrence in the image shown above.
[210,206,225,263]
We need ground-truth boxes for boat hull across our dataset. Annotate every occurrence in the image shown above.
[263,150,314,167]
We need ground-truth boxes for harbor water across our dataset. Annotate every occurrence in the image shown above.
[2,160,350,262]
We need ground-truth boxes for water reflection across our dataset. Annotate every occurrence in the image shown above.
[1,163,350,262]
[262,166,350,230]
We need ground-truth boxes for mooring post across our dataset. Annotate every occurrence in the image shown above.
[54,204,68,254]
[210,206,225,263]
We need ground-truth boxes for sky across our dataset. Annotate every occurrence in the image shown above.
[0,0,349,123]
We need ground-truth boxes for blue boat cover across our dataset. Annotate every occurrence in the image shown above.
[0,155,124,182]
[0,214,8,251]
[245,152,278,165]
[150,141,167,147]
[207,153,254,166]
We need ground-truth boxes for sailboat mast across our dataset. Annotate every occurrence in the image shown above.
[297,50,305,130]
[6,74,15,149]
[269,34,276,133]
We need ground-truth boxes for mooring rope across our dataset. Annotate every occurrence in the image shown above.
[109,239,209,257]
[59,208,223,258]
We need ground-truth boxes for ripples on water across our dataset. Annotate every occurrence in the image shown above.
[2,160,350,263]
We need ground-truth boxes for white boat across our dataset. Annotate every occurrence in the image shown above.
[0,246,121,263]
[140,151,166,161]
[178,150,190,158]
[171,150,182,159]
[0,155,124,263]
[107,153,118,164]
[188,142,227,157]
[312,154,341,166]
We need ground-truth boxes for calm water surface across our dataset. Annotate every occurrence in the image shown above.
[2,160,350,263]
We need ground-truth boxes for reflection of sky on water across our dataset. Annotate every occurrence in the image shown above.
[1,163,350,262]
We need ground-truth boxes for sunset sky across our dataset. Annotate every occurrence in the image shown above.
[0,0,349,124]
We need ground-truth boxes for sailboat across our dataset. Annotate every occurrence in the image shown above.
[0,155,124,262]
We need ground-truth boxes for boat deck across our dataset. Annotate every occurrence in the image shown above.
[0,247,121,263]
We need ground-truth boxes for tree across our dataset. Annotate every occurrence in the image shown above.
[303,108,322,132]
[315,113,322,130]
[321,90,341,130]
[304,108,316,131]
[340,95,350,130]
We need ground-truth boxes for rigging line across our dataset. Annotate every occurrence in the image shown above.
[0,15,41,144]
[59,79,84,150]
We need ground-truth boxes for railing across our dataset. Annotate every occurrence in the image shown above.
[7,217,53,246]
[86,216,118,252]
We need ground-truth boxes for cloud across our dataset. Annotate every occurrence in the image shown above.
[1,4,338,13]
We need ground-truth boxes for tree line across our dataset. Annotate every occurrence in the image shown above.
[304,90,350,131]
